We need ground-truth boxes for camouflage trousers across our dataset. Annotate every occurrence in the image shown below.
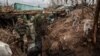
[18,34,27,52]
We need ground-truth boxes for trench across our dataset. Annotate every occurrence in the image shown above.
[0,12,100,56]
[0,14,17,29]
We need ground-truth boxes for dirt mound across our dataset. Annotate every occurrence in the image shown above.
[45,7,94,56]
[0,29,14,43]
[0,29,26,56]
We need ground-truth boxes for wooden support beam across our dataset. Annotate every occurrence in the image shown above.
[93,0,100,44]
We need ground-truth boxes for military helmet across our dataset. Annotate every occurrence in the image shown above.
[17,16,24,23]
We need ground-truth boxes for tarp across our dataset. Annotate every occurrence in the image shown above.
[14,3,44,11]
[0,41,12,56]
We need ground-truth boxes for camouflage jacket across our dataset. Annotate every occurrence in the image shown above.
[15,23,29,36]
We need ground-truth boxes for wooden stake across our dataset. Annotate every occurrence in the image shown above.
[93,0,100,44]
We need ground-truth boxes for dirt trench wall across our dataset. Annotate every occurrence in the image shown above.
[0,14,17,29]
[42,7,95,56]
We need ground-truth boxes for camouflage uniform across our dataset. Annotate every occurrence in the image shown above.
[15,18,29,52]
[27,16,36,43]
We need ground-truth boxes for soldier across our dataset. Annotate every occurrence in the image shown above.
[26,16,36,53]
[27,16,36,42]
[15,17,29,52]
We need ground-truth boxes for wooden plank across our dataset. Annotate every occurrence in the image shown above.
[93,0,100,44]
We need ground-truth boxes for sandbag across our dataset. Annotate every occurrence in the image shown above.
[0,41,12,56]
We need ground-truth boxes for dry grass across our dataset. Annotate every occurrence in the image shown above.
[0,28,26,56]
[44,7,94,56]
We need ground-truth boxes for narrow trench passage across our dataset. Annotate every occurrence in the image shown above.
[0,14,17,29]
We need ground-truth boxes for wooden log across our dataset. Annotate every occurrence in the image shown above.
[93,0,100,44]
